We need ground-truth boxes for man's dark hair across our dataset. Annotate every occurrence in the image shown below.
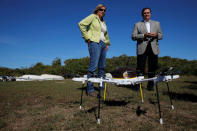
[141,8,151,16]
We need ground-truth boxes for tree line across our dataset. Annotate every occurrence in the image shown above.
[0,55,197,78]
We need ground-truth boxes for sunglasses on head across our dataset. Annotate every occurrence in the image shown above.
[99,8,106,12]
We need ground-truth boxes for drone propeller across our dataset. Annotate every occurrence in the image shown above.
[159,67,181,76]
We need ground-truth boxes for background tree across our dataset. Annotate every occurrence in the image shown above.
[0,55,196,78]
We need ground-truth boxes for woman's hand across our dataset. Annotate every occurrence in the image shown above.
[86,39,91,46]
[106,45,109,51]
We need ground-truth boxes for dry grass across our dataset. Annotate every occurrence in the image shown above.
[0,76,197,130]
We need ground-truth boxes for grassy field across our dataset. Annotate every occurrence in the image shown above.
[0,76,197,130]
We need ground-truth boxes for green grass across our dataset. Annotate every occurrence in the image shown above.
[0,76,197,130]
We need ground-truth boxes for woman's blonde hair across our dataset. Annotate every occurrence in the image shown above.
[93,4,106,14]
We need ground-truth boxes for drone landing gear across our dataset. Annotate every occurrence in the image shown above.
[79,81,85,110]
[79,79,103,124]
[139,83,144,103]
[166,82,174,110]
[155,82,174,124]
[97,82,101,124]
[155,84,163,124]
[103,83,107,101]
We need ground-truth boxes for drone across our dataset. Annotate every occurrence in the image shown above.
[72,67,180,124]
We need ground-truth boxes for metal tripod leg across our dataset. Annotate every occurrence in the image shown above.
[97,81,102,124]
[166,82,174,110]
[139,83,144,103]
[155,84,163,124]
[79,81,85,110]
[104,83,107,101]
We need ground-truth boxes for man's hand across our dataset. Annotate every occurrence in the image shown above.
[144,33,151,37]
[150,32,158,38]
[144,32,158,38]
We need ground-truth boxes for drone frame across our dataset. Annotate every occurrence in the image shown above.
[73,74,179,124]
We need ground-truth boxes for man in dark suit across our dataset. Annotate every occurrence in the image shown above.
[132,8,163,90]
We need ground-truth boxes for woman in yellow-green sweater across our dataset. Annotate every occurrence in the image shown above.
[78,4,111,97]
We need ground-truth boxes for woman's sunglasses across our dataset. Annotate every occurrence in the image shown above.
[99,8,106,12]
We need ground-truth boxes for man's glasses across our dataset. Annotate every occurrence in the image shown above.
[143,12,150,15]
[99,8,106,12]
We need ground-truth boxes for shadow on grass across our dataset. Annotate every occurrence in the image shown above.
[77,85,142,92]
[184,81,197,85]
[86,106,97,113]
[103,100,130,106]
[136,106,147,116]
[182,84,197,90]
[148,98,157,105]
[83,106,98,121]
[116,84,140,91]
[77,87,86,91]
[163,92,197,102]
